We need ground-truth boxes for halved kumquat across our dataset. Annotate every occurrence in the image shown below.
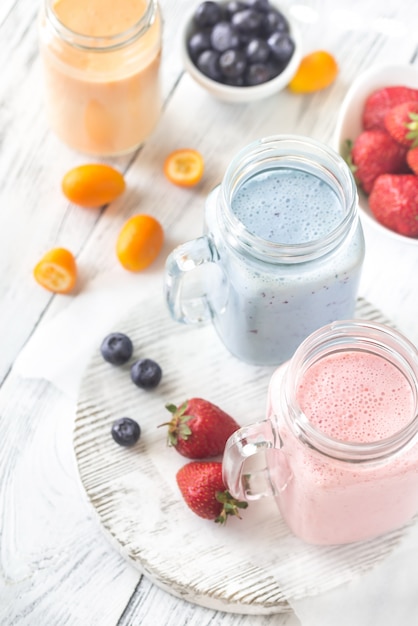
[33,247,77,294]
[116,214,164,272]
[164,149,204,187]
[62,163,126,208]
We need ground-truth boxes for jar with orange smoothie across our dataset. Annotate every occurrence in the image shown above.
[39,0,162,156]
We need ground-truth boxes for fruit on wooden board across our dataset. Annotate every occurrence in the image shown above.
[100,332,133,365]
[161,397,240,459]
[111,417,141,447]
[176,460,248,523]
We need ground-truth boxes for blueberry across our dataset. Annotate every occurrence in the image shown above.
[196,49,222,79]
[188,30,212,60]
[111,417,141,447]
[211,21,240,52]
[263,10,289,35]
[100,332,133,365]
[267,32,294,64]
[245,62,271,85]
[245,0,271,12]
[219,48,247,78]
[194,1,223,27]
[224,74,246,86]
[266,59,282,79]
[130,358,162,390]
[224,0,246,18]
[231,9,263,34]
[246,38,270,63]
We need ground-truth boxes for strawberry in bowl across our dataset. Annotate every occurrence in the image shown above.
[335,64,418,243]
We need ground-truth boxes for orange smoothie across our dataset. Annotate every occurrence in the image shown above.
[39,0,162,155]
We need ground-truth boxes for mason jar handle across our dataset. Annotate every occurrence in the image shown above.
[222,419,292,501]
[164,235,217,324]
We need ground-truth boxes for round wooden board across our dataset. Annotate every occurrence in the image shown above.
[73,295,396,614]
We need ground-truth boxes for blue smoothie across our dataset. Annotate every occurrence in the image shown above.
[205,166,364,365]
[232,168,344,244]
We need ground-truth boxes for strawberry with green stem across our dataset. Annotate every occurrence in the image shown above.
[176,461,248,523]
[362,85,418,130]
[384,101,418,147]
[160,397,240,459]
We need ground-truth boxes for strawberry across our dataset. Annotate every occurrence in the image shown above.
[161,397,240,459]
[350,129,409,194]
[407,146,418,175]
[384,101,418,147]
[362,85,418,130]
[369,174,418,238]
[176,461,248,523]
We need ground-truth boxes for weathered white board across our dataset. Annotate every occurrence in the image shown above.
[74,295,408,615]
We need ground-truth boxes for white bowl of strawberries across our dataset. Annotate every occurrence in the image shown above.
[335,64,418,243]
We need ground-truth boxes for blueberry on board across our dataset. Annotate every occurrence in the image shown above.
[196,49,222,79]
[246,37,270,63]
[194,1,223,27]
[131,358,162,390]
[111,417,141,447]
[219,48,247,77]
[188,30,212,60]
[100,332,133,365]
[211,21,240,52]
[231,9,263,34]
[267,32,295,63]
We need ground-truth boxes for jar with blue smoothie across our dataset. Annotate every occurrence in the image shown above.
[164,135,365,365]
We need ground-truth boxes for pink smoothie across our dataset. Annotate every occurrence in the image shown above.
[297,351,414,443]
[268,351,418,544]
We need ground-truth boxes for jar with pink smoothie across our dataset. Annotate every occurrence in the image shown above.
[223,320,418,545]
[38,0,162,156]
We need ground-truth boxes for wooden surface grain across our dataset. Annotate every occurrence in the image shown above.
[1,0,418,624]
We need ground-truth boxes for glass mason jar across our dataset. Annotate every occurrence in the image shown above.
[223,320,418,545]
[38,0,162,156]
[165,135,365,366]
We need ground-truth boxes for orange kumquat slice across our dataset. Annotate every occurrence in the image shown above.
[33,247,77,294]
[164,149,204,187]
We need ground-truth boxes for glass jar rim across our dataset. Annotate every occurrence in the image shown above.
[283,320,418,462]
[43,0,157,51]
[218,134,359,264]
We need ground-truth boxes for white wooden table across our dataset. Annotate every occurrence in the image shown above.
[2,1,418,624]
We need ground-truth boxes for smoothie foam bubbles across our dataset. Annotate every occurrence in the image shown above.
[231,168,344,244]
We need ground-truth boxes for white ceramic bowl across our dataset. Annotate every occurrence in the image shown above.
[334,63,418,245]
[181,2,302,103]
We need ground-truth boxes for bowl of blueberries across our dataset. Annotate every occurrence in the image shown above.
[182,0,302,102]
